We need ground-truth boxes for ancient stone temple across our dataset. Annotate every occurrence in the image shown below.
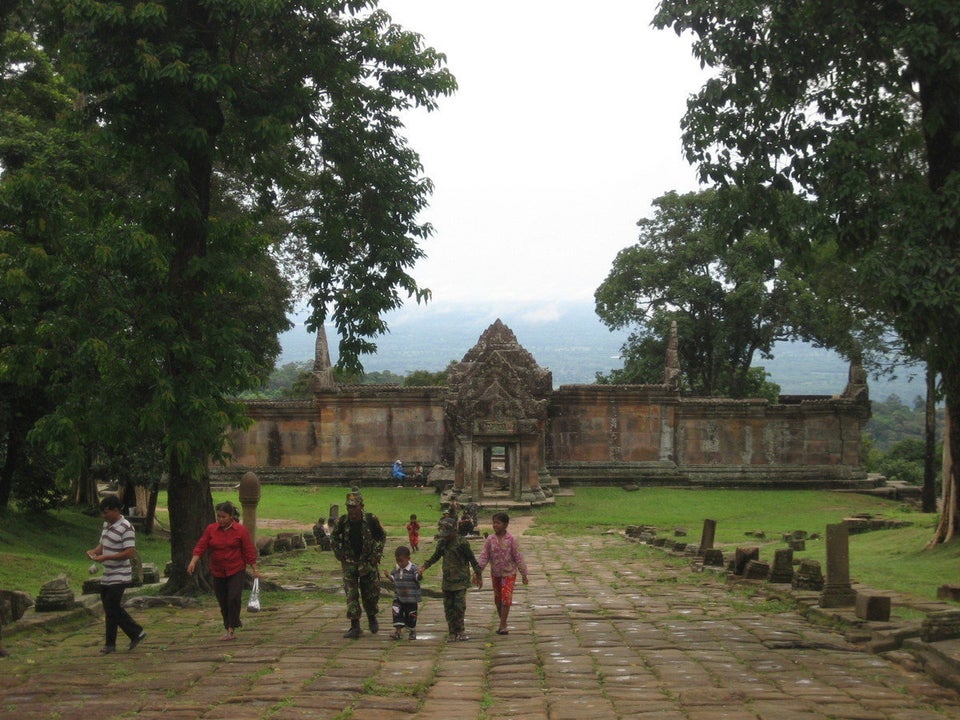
[215,319,872,504]
[445,320,552,503]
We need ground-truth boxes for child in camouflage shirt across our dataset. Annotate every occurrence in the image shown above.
[418,516,482,641]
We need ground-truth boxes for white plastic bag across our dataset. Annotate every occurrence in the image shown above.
[247,577,261,612]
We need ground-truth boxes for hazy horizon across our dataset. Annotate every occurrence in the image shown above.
[278,300,923,402]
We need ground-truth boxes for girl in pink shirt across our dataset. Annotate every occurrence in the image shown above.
[477,512,529,635]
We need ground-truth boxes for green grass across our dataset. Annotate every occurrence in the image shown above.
[530,487,956,602]
[196,486,445,534]
[2,486,958,605]
[527,487,916,537]
[0,506,170,596]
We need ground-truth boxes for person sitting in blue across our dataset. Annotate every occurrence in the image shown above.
[392,460,407,486]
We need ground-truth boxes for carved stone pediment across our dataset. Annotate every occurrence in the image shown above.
[446,319,552,436]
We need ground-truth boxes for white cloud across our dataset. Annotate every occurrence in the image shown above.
[380,0,709,306]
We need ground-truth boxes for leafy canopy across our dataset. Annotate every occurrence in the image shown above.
[5,1,457,585]
[595,188,805,398]
[653,0,960,379]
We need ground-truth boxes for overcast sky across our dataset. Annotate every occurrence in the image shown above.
[377,0,709,316]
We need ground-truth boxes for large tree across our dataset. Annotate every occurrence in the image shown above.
[0,27,121,510]
[11,0,455,590]
[654,0,960,542]
[595,188,811,398]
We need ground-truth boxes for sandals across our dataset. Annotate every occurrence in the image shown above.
[496,629,509,635]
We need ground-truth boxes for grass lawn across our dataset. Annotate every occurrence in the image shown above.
[2,486,958,605]
[0,506,172,597]
[526,487,960,601]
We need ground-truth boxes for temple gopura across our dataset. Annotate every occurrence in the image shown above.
[214,320,872,506]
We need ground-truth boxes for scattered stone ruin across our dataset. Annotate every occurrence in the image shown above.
[214,319,873,503]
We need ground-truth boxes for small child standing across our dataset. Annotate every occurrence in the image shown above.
[406,514,421,552]
[418,516,482,641]
[385,546,421,640]
[477,512,528,635]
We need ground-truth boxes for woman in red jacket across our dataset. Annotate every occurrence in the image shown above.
[188,501,259,640]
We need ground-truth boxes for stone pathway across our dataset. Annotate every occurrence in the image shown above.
[3,533,960,719]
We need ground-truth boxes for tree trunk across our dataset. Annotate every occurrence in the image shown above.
[69,449,99,508]
[922,359,938,513]
[0,424,18,509]
[162,453,214,594]
[143,476,161,536]
[928,399,958,546]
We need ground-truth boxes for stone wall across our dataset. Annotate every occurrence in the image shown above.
[215,383,871,488]
[543,385,870,487]
[221,388,446,484]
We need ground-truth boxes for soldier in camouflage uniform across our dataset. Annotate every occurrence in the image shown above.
[418,516,483,641]
[331,490,386,638]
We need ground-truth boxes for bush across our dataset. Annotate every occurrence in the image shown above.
[877,457,924,484]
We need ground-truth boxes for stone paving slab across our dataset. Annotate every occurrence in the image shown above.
[3,534,960,719]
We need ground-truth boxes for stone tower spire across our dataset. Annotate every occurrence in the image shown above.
[663,320,680,388]
[312,324,335,389]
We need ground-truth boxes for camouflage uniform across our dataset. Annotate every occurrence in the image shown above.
[331,494,386,623]
[421,521,481,636]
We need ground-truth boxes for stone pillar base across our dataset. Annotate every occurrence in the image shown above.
[819,585,857,608]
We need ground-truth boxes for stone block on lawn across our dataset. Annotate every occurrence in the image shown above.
[921,609,960,642]
[855,592,891,621]
[937,584,960,602]
[734,547,759,575]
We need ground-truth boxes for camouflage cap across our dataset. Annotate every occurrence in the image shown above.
[345,490,364,507]
[438,517,457,534]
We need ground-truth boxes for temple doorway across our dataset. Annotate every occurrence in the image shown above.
[484,445,511,492]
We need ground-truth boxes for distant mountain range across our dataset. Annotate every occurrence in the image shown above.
[278,300,924,402]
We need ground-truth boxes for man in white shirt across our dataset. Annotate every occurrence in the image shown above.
[87,495,147,654]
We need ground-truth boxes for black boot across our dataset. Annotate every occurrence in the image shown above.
[343,619,361,639]
[368,614,379,634]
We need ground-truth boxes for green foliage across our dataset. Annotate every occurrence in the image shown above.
[885,438,926,463]
[245,361,450,398]
[361,370,407,385]
[872,437,934,486]
[652,1,960,518]
[403,362,454,387]
[867,394,942,452]
[0,28,155,507]
[595,188,808,397]
[239,361,313,400]
[6,1,457,585]
[594,333,665,386]
[877,456,925,486]
[0,506,169,595]
[863,396,943,487]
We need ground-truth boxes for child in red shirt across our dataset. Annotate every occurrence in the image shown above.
[406,514,421,552]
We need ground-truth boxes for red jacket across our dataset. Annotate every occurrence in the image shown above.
[192,521,257,578]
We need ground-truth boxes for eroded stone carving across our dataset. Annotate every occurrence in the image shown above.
[663,320,681,388]
[444,320,553,502]
[445,319,551,435]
